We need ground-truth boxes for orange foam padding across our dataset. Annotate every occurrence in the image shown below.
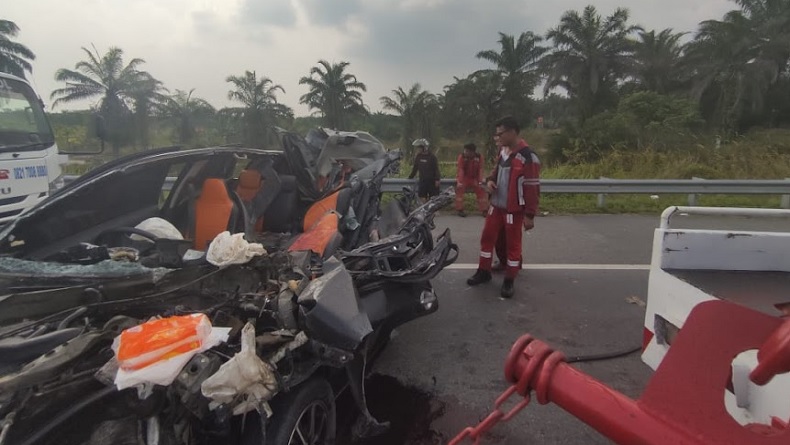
[195,178,234,250]
[236,169,262,202]
[303,191,340,232]
[289,212,340,256]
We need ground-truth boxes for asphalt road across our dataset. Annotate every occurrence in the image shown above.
[363,209,790,444]
[367,213,663,444]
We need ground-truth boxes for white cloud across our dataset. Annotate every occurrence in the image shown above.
[5,0,735,117]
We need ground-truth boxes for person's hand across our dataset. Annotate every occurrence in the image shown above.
[523,216,535,231]
[487,180,497,190]
[435,180,440,188]
[457,181,463,188]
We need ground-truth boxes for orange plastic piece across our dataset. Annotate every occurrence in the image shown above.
[116,313,211,371]
[195,179,234,250]
[303,192,340,232]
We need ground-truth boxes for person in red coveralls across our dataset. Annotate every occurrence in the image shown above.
[454,142,488,217]
[467,116,540,298]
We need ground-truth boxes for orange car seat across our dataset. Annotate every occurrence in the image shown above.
[302,188,352,232]
[236,169,264,232]
[236,169,262,202]
[193,178,238,250]
[288,211,342,258]
[288,187,353,258]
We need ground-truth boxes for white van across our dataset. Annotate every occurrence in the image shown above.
[0,72,67,225]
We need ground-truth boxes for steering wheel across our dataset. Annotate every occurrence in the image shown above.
[94,227,160,249]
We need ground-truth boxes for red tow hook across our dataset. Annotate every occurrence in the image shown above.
[750,318,790,386]
[449,300,790,445]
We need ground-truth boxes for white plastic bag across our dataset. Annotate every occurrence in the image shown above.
[132,217,184,241]
[206,232,266,267]
[201,322,278,415]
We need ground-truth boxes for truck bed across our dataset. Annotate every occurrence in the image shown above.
[664,269,790,317]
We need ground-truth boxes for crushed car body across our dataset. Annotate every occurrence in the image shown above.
[0,128,457,445]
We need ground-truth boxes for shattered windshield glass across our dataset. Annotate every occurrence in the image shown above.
[0,257,170,280]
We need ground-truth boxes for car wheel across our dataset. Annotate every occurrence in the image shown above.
[267,378,336,445]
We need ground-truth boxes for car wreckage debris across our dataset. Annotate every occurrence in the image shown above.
[0,128,457,445]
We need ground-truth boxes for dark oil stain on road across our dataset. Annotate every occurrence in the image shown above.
[336,374,447,445]
[336,374,509,445]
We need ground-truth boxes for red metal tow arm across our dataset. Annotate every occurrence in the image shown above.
[450,300,790,445]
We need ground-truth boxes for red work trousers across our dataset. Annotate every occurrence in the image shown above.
[455,181,488,212]
[479,207,524,279]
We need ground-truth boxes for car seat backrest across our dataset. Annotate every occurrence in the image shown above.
[236,169,262,203]
[263,175,299,233]
[194,178,236,250]
[288,211,342,258]
[236,169,264,232]
[302,188,353,232]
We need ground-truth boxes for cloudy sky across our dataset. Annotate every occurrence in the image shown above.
[7,0,735,116]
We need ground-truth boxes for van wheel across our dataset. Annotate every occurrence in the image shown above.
[267,378,336,445]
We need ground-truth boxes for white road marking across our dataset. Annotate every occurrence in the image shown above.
[445,263,650,271]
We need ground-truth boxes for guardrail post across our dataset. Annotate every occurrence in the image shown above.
[688,177,703,206]
[782,178,790,209]
[597,177,608,208]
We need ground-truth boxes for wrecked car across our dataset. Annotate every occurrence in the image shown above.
[0,128,457,445]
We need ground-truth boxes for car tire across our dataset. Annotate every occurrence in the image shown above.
[266,378,337,445]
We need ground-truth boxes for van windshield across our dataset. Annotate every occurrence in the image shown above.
[0,76,55,153]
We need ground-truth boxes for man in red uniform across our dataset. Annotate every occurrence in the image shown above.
[455,142,488,217]
[467,116,540,298]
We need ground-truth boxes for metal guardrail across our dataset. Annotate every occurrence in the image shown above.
[63,176,790,208]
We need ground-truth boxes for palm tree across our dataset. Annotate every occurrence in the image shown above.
[733,0,790,69]
[51,46,153,157]
[442,72,506,160]
[299,60,367,130]
[380,83,438,154]
[226,70,293,148]
[476,31,547,121]
[161,89,215,145]
[685,0,790,132]
[542,5,640,122]
[129,73,168,148]
[0,20,35,78]
[633,29,687,94]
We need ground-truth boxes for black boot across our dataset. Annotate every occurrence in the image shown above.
[501,278,515,298]
[467,269,492,286]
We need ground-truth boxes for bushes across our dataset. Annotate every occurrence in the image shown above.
[547,92,705,164]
